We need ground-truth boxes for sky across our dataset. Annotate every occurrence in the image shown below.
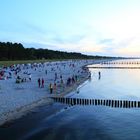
[0,0,140,57]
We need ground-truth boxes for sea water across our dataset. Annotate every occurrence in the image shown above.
[1,59,140,140]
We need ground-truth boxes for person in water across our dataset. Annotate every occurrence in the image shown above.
[98,71,101,80]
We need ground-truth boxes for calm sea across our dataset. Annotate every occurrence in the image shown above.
[1,59,140,140]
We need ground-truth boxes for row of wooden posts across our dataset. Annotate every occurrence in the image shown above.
[88,66,140,69]
[101,62,140,65]
[51,97,140,108]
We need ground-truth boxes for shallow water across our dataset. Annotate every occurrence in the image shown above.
[1,59,140,140]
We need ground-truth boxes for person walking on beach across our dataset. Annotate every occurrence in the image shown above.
[53,82,57,94]
[49,83,53,94]
[42,78,44,88]
[38,78,41,88]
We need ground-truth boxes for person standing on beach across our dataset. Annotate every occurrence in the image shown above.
[98,71,101,76]
[75,75,78,82]
[38,78,41,88]
[29,74,31,81]
[49,83,53,94]
[42,78,44,88]
[61,79,64,91]
[45,70,47,75]
[55,72,57,81]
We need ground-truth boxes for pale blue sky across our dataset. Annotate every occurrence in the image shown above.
[0,0,140,56]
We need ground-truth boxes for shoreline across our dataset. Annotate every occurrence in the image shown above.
[0,61,91,126]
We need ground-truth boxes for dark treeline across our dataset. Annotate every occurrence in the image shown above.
[0,42,114,60]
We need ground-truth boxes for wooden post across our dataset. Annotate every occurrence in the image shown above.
[73,98,76,105]
[109,100,111,107]
[106,100,108,106]
[77,98,79,105]
[111,100,114,107]
[80,98,82,105]
[115,100,117,107]
[120,100,122,108]
[134,101,136,108]
[90,99,92,105]
[101,100,103,105]
[117,100,119,108]
[123,100,125,108]
[95,99,97,105]
[138,101,140,107]
[92,99,94,105]
[103,100,106,106]
[98,99,100,105]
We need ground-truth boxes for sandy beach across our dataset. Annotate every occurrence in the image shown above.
[0,59,105,126]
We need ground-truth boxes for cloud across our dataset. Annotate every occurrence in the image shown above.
[22,34,105,55]
[113,37,140,56]
[10,21,140,57]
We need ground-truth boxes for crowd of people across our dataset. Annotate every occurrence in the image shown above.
[0,60,95,95]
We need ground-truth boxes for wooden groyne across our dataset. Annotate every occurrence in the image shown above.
[88,61,140,69]
[100,62,140,65]
[87,66,140,69]
[51,97,140,108]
